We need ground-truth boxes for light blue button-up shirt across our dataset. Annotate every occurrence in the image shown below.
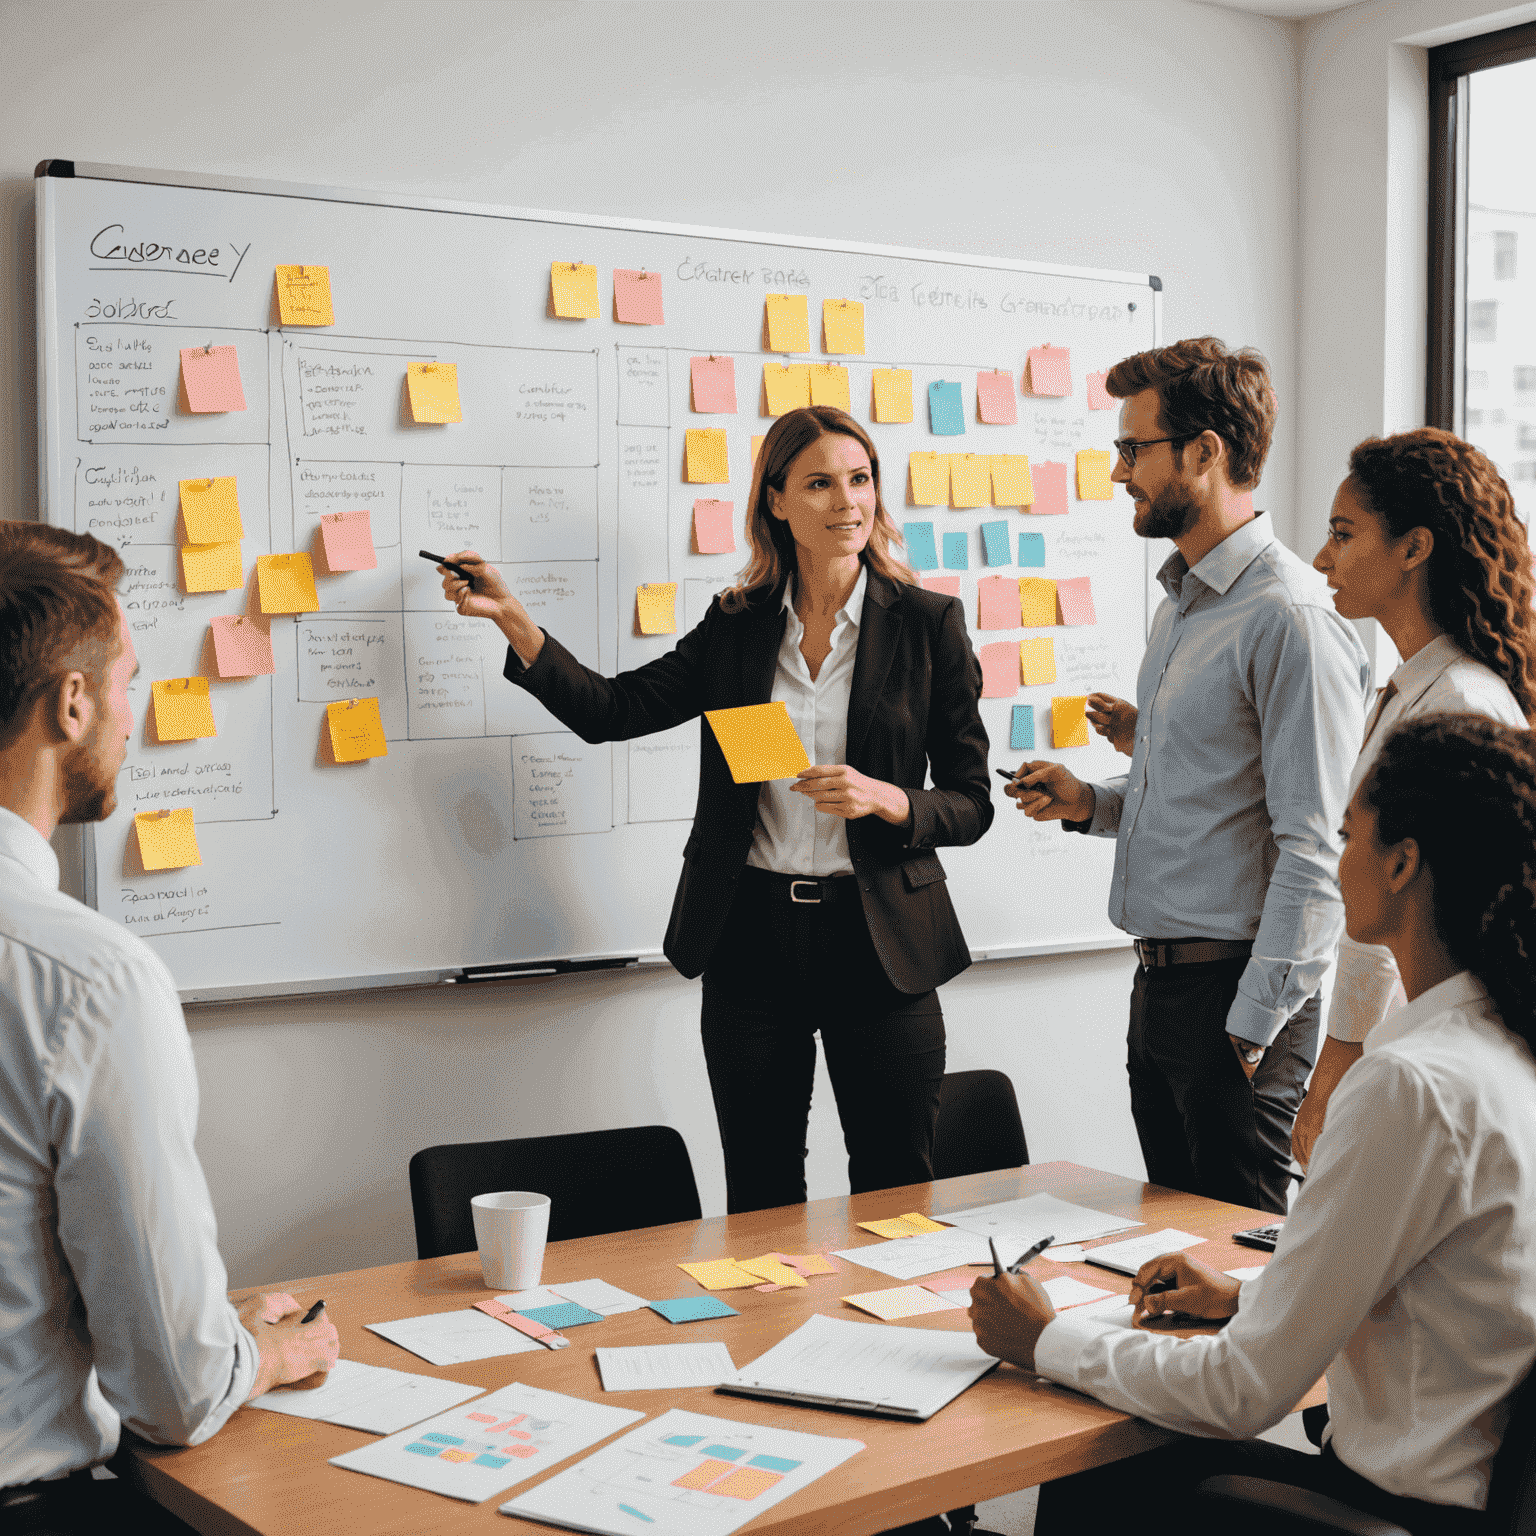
[1085,515,1370,1046]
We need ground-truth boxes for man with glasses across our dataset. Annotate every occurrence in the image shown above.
[1007,338,1369,1213]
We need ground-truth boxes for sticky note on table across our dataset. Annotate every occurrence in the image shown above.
[1018,531,1045,567]
[822,299,865,354]
[692,500,735,555]
[703,702,809,784]
[327,697,388,762]
[135,808,201,870]
[550,261,600,318]
[928,380,965,436]
[1029,461,1070,516]
[950,454,992,508]
[636,583,678,635]
[1077,449,1114,500]
[981,521,1011,566]
[517,1302,603,1330]
[613,268,664,324]
[990,454,1035,508]
[320,509,377,571]
[921,574,961,597]
[857,1212,948,1239]
[179,346,246,413]
[1011,705,1035,751]
[256,553,319,614]
[980,641,1020,698]
[1057,575,1096,626]
[1020,577,1058,628]
[690,356,738,414]
[809,364,850,411]
[274,265,334,325]
[763,363,811,416]
[650,1296,739,1324]
[179,478,242,543]
[1021,637,1057,686]
[908,452,950,506]
[976,370,1017,425]
[872,368,913,423]
[942,532,968,571]
[843,1286,963,1321]
[765,293,810,352]
[406,362,461,423]
[685,428,729,483]
[978,576,1021,630]
[151,678,216,742]
[1087,370,1114,410]
[1026,344,1072,396]
[677,1258,764,1291]
[181,542,242,593]
[736,1255,808,1288]
[903,522,938,570]
[775,1253,838,1276]
[1052,695,1090,748]
[209,615,274,677]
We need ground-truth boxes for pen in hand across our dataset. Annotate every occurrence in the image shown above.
[990,1234,1055,1277]
[299,1299,326,1324]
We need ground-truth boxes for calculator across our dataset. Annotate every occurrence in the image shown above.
[1233,1223,1283,1251]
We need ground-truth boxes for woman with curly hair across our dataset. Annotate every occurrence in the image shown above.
[1291,427,1536,1164]
[970,715,1536,1534]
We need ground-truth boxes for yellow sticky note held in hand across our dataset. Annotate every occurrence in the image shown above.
[822,299,866,355]
[704,702,810,784]
[808,364,851,411]
[763,364,811,417]
[765,293,810,353]
[550,261,601,318]
[1019,577,1058,628]
[1052,695,1091,748]
[1021,637,1057,686]
[908,452,950,506]
[136,808,202,870]
[151,678,217,742]
[256,553,320,614]
[685,428,729,483]
[406,362,462,423]
[178,478,242,543]
[1077,449,1114,500]
[636,583,678,635]
[181,542,243,593]
[949,455,992,509]
[872,368,913,423]
[274,265,335,326]
[990,454,1035,507]
[327,697,388,762]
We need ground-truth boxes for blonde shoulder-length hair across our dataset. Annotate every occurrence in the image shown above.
[719,405,917,613]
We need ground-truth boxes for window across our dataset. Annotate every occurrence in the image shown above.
[1469,301,1499,344]
[1496,231,1519,278]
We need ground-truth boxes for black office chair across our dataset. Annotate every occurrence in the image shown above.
[408,1124,703,1259]
[932,1069,1029,1180]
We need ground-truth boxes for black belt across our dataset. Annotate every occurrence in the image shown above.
[738,867,860,906]
[1134,938,1253,969]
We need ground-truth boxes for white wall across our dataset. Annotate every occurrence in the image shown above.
[1,0,1306,1287]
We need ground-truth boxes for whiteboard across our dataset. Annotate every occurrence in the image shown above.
[35,161,1159,1000]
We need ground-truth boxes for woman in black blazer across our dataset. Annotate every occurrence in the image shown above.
[439,406,992,1213]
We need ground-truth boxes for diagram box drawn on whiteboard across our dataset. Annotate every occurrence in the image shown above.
[628,724,699,825]
[77,443,268,549]
[616,347,669,428]
[511,735,613,840]
[502,466,598,563]
[296,615,408,738]
[400,466,502,605]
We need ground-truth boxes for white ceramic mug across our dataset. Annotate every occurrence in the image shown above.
[470,1190,551,1290]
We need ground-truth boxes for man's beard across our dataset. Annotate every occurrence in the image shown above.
[58,709,117,824]
[1133,482,1199,541]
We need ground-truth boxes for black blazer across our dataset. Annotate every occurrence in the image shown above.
[504,569,993,993]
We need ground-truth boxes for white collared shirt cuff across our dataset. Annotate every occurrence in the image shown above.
[1033,1309,1126,1388]
[1225,992,1286,1049]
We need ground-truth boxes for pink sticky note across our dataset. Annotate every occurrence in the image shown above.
[921,574,962,597]
[1026,345,1072,398]
[1057,575,1097,626]
[978,575,1021,630]
[920,1268,980,1295]
[1029,461,1070,516]
[209,615,275,677]
[320,509,377,571]
[614,269,664,324]
[180,346,247,413]
[976,370,1017,425]
[980,641,1020,698]
[693,499,736,554]
[1087,371,1115,410]
[690,356,738,414]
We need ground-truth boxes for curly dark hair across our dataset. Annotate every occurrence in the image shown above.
[1348,428,1536,722]
[1364,715,1536,1051]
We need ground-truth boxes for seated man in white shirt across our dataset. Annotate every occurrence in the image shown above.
[971,714,1536,1536]
[0,523,338,1534]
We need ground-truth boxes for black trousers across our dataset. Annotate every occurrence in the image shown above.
[2,1472,199,1536]
[1128,957,1317,1214]
[700,871,946,1215]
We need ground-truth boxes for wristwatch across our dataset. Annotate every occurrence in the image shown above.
[1238,1042,1264,1065]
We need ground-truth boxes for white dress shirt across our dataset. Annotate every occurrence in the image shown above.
[1035,971,1536,1509]
[746,565,867,876]
[0,806,256,1485]
[1327,636,1526,1044]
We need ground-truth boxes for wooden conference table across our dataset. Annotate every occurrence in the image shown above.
[123,1161,1316,1536]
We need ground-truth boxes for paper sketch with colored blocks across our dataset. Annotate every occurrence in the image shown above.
[762,363,811,416]
[178,477,242,543]
[685,429,729,483]
[209,615,274,677]
[975,369,1018,425]
[907,452,950,506]
[405,361,462,423]
[181,541,243,593]
[702,703,809,785]
[135,808,202,871]
[151,678,217,742]
[764,292,810,353]
[1076,448,1115,500]
[808,363,851,411]
[612,268,665,324]
[927,380,965,436]
[326,697,388,763]
[821,299,865,355]
[550,261,601,318]
[949,454,992,509]
[256,552,319,613]
[690,355,738,414]
[1021,637,1057,686]
[273,264,335,326]
[1025,344,1072,397]
[178,345,246,413]
[1026,461,1070,515]
[990,453,1035,508]
[636,582,678,635]
[979,641,1020,699]
[1052,695,1091,748]
[1019,577,1058,628]
[692,500,736,555]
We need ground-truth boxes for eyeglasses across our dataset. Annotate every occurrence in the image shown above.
[1112,432,1208,469]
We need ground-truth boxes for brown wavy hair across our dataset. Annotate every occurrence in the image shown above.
[1348,428,1536,722]
[721,406,915,613]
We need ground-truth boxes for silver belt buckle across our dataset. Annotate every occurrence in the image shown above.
[789,879,822,904]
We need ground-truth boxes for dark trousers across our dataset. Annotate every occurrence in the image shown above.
[1128,957,1317,1214]
[700,871,946,1215]
[2,1472,199,1536]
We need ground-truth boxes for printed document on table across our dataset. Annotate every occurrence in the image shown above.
[938,1193,1143,1247]
[501,1406,863,1535]
[833,1226,994,1281]
[365,1308,544,1366]
[330,1381,643,1504]
[597,1343,736,1391]
[247,1358,483,1434]
[548,1278,650,1315]
[1081,1229,1205,1277]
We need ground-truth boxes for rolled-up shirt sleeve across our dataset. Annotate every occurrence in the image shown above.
[1326,935,1406,1044]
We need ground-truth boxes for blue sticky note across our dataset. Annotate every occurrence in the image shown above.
[981,520,1011,566]
[518,1301,603,1329]
[1011,705,1035,751]
[928,380,965,435]
[942,531,968,570]
[904,521,938,570]
[649,1295,740,1324]
[1019,531,1045,567]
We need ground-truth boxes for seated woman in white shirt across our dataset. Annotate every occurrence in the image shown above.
[969,714,1536,1536]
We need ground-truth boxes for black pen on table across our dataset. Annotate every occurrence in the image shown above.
[420,549,478,587]
[989,1234,1055,1277]
[299,1298,326,1324]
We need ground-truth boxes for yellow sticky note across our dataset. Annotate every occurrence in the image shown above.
[1077,449,1114,500]
[704,701,810,784]
[822,299,865,355]
[908,452,950,506]
[808,363,851,411]
[765,293,810,353]
[842,1286,959,1321]
[763,363,811,417]
[1020,577,1058,628]
[1021,637,1057,686]
[736,1255,808,1288]
[685,428,729,483]
[327,697,388,762]
[678,1258,763,1291]
[136,808,202,870]
[178,478,242,543]
[1053,694,1091,748]
[550,261,601,319]
[181,541,243,593]
[872,368,914,423]
[857,1212,948,1239]
[151,678,216,743]
[406,361,462,423]
[990,454,1035,507]
[636,582,678,635]
[274,265,334,326]
[256,552,320,614]
[949,454,992,509]
[781,1252,837,1275]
